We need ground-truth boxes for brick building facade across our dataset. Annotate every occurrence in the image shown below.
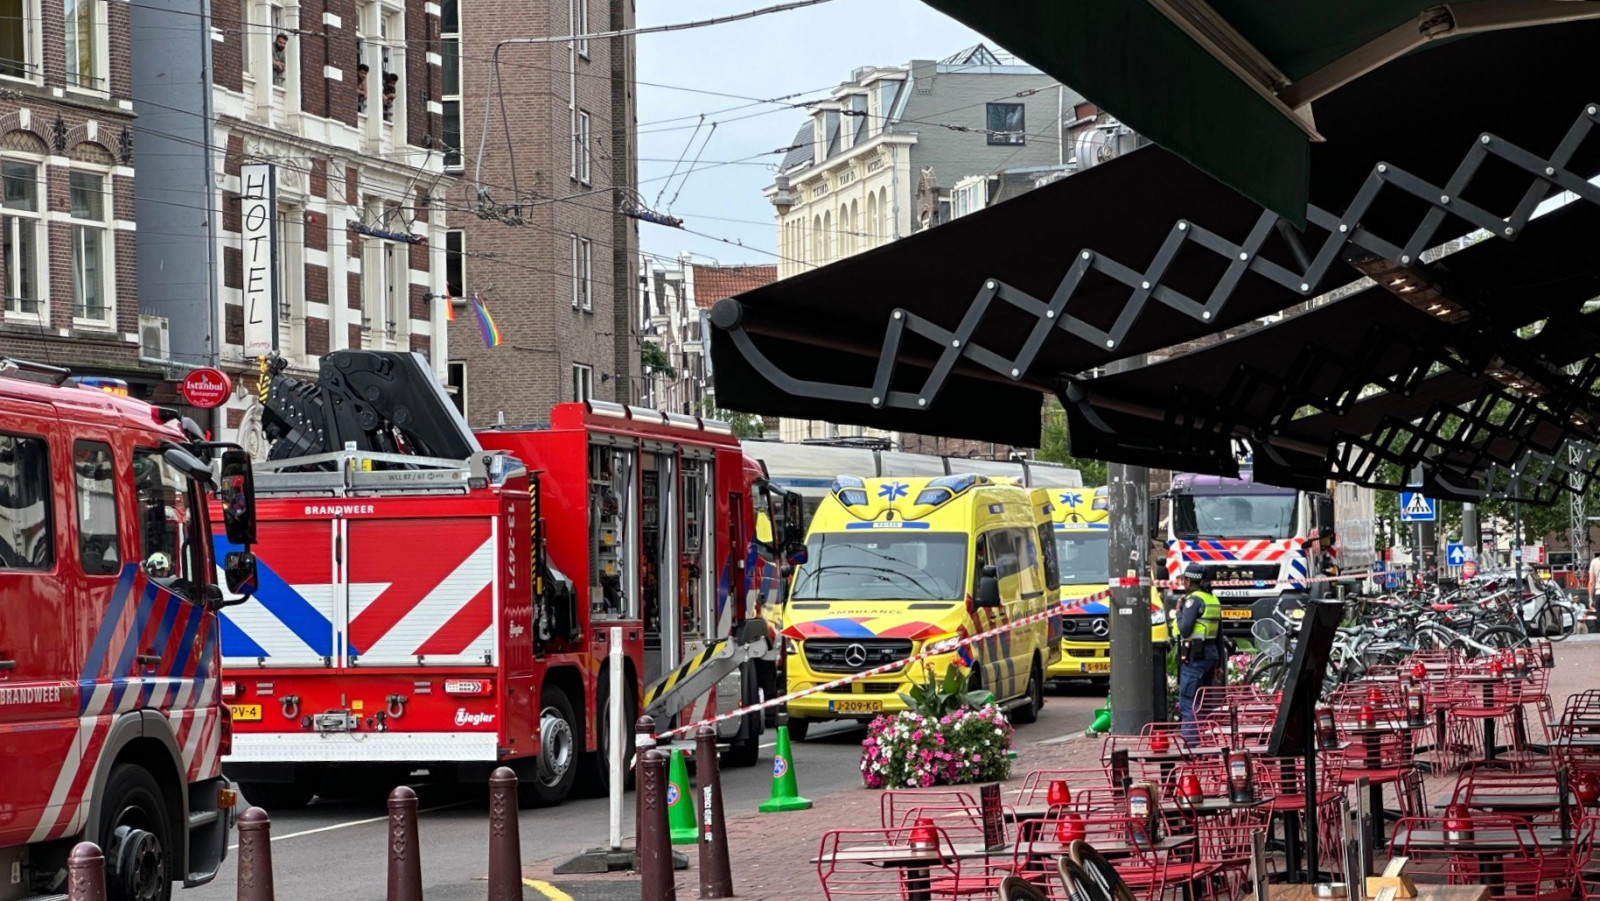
[0,0,144,380]
[444,0,639,428]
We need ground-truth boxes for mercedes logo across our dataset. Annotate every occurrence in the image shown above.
[844,643,868,667]
[1091,619,1109,637]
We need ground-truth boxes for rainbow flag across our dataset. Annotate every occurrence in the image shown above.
[444,289,455,321]
[471,293,501,347]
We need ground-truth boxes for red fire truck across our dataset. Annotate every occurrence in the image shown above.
[217,352,800,808]
[0,358,260,901]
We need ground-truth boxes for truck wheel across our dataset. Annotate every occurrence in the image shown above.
[785,717,809,741]
[99,764,173,901]
[236,780,316,810]
[1011,660,1044,725]
[519,685,578,807]
[577,676,636,797]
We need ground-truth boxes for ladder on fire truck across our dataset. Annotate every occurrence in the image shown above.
[640,618,771,725]
[248,447,515,497]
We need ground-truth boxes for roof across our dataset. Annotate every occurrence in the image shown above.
[692,265,777,309]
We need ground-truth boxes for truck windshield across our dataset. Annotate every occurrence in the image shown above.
[1174,493,1296,540]
[1055,531,1109,585]
[790,531,968,601]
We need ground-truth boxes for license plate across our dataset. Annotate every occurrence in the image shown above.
[1083,661,1111,674]
[1220,608,1253,620]
[228,704,262,722]
[829,699,883,714]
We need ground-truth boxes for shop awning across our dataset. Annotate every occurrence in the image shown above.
[919,0,1600,222]
[710,20,1600,457]
[1060,195,1600,500]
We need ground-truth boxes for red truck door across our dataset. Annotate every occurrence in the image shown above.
[0,409,80,847]
[219,518,338,668]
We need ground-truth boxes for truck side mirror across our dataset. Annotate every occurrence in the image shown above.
[976,565,1002,608]
[221,550,258,600]
[1147,497,1161,542]
[1315,496,1334,535]
[218,449,257,547]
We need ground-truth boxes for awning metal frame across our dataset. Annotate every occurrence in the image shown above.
[717,104,1600,420]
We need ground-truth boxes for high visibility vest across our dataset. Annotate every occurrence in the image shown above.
[1187,590,1222,641]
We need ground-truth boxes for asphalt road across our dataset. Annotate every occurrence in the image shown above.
[188,682,1107,901]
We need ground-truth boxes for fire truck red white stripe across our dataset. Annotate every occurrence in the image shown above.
[653,570,1370,741]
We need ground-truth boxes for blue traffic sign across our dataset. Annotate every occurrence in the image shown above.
[1399,492,1436,522]
[1383,571,1403,589]
[1446,543,1467,566]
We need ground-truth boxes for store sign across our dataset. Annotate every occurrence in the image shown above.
[240,163,278,358]
[180,368,233,409]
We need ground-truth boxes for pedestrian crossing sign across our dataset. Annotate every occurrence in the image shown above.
[1399,492,1436,522]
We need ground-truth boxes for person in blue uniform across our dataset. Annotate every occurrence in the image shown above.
[1175,562,1223,744]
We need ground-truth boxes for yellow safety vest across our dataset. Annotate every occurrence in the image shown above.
[1188,590,1222,641]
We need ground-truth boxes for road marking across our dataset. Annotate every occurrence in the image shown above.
[523,878,575,901]
[226,800,472,849]
[759,741,775,749]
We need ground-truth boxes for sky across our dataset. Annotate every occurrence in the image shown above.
[633,0,989,270]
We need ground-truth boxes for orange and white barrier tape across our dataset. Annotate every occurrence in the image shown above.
[1113,571,1375,589]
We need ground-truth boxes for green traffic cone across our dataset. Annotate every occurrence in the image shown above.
[759,720,812,812]
[666,748,699,845]
[1089,706,1111,734]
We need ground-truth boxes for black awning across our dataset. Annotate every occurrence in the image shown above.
[710,20,1600,450]
[1061,196,1600,499]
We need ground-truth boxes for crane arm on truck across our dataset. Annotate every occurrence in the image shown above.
[259,350,481,462]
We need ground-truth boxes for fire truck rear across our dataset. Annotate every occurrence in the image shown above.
[218,352,801,808]
[0,358,261,901]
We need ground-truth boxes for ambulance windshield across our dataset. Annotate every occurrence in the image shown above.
[790,531,968,601]
[1173,493,1296,540]
[1055,531,1109,585]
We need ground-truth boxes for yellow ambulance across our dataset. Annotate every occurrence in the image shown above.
[779,474,1058,738]
[1046,487,1171,684]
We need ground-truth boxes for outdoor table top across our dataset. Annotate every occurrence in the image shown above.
[1120,744,1269,761]
[1017,835,1195,857]
[1341,721,1421,735]
[810,842,998,866]
[1269,884,1489,901]
[1549,734,1600,748]
[1395,826,1580,852]
[1432,792,1578,812]
[1007,797,1262,821]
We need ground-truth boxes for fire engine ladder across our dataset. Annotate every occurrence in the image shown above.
[641,618,771,723]
[249,447,517,497]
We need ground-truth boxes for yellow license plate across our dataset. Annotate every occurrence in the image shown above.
[1221,608,1253,619]
[228,704,262,722]
[830,699,883,714]
[1083,662,1111,674]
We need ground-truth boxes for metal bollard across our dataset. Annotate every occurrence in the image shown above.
[236,807,275,901]
[487,766,523,901]
[637,748,677,901]
[695,725,734,898]
[67,842,105,901]
[387,786,423,901]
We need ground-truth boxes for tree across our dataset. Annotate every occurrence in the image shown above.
[697,397,764,439]
[1036,398,1108,486]
[640,340,676,380]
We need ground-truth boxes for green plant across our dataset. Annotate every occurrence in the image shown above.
[898,665,993,718]
[640,340,677,380]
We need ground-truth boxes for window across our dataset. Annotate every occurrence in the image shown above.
[790,532,968,602]
[270,4,288,87]
[571,234,591,311]
[570,0,588,58]
[63,0,105,90]
[3,160,45,318]
[277,205,305,355]
[133,450,199,598]
[0,433,51,570]
[73,440,117,575]
[445,360,466,417]
[573,109,591,184]
[240,0,252,73]
[0,0,40,81]
[572,363,593,402]
[380,8,402,124]
[440,0,461,169]
[1054,530,1108,586]
[68,170,112,325]
[986,102,1025,145]
[445,228,465,299]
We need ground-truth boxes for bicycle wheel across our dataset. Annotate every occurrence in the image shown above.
[1244,658,1286,694]
[1475,625,1530,651]
[1541,603,1575,642]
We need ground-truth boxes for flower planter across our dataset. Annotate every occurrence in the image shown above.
[860,705,1015,789]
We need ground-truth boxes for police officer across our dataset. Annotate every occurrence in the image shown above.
[1175,562,1222,744]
